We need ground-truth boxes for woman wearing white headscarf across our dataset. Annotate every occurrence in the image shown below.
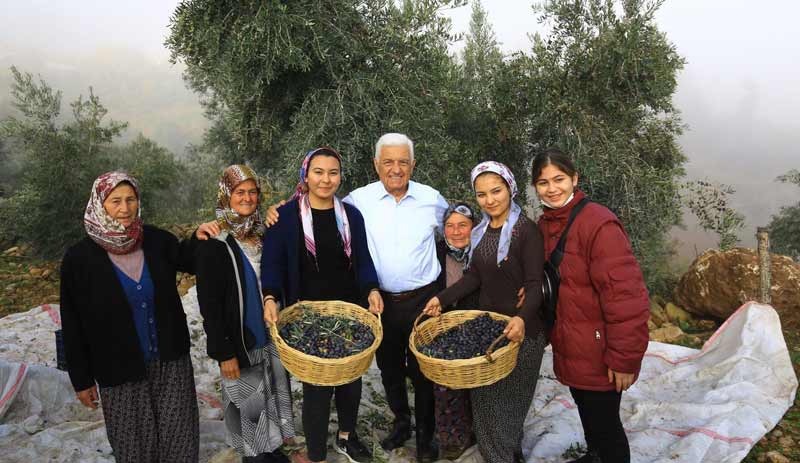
[423,161,547,463]
[60,171,199,462]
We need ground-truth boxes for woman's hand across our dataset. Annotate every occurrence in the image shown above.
[504,316,525,343]
[422,297,442,317]
[76,385,99,409]
[220,358,241,380]
[367,289,384,315]
[608,368,635,392]
[264,200,286,227]
[263,298,278,324]
[195,221,220,240]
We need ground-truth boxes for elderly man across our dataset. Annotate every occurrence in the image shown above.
[343,133,448,462]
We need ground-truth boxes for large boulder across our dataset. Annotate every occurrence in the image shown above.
[674,247,800,320]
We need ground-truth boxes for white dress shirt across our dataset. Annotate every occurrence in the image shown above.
[344,180,449,293]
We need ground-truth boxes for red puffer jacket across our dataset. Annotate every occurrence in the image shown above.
[538,190,650,391]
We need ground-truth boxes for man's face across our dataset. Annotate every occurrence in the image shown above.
[374,145,415,197]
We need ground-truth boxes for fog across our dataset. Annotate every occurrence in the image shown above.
[2,0,798,261]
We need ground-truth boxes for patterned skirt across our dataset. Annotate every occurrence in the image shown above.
[99,354,199,463]
[221,343,296,457]
[434,384,473,452]
[470,332,547,463]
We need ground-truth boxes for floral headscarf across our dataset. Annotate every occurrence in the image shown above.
[468,161,523,266]
[293,147,352,266]
[215,164,264,241]
[443,202,476,267]
[84,171,144,255]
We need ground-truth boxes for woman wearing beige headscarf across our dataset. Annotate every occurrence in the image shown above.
[195,165,297,463]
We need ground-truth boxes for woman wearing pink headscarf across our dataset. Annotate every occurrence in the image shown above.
[423,161,546,463]
[60,172,198,462]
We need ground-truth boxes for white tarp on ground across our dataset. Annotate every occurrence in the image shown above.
[0,291,796,463]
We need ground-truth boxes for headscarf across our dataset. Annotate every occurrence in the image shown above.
[84,171,144,255]
[215,164,264,241]
[442,202,476,267]
[292,147,352,265]
[468,161,523,266]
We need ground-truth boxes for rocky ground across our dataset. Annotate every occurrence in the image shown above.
[1,244,798,462]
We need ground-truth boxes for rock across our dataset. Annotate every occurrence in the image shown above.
[178,275,196,297]
[29,267,43,277]
[22,415,44,434]
[772,429,784,438]
[3,246,20,256]
[757,454,767,463]
[665,302,692,324]
[41,269,53,279]
[207,448,238,463]
[765,451,790,463]
[778,436,794,450]
[647,319,658,331]
[649,323,684,343]
[695,319,717,331]
[674,248,800,320]
[649,299,668,326]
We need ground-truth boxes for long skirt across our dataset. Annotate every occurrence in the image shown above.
[434,385,473,453]
[470,332,547,463]
[99,354,199,463]
[221,343,296,457]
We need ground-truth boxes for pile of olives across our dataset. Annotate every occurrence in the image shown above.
[279,307,375,359]
[418,313,509,360]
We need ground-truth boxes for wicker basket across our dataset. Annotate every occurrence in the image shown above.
[269,300,383,386]
[409,310,520,389]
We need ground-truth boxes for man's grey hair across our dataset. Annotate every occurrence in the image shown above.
[374,133,414,161]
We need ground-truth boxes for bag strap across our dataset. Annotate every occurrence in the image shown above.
[549,197,590,268]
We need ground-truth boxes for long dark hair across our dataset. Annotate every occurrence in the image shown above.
[531,148,577,183]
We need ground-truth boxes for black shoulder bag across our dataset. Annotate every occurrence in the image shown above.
[542,197,590,330]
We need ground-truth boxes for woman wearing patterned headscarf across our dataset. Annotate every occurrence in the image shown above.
[194,164,297,463]
[59,172,199,462]
[423,161,546,463]
[261,147,382,463]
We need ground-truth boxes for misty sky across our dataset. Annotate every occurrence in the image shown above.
[1,0,798,257]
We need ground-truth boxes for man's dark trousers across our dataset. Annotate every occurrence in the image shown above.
[376,283,438,443]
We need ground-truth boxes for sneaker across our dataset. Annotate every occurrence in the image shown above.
[334,432,372,463]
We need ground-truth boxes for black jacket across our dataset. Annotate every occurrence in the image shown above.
[59,225,195,391]
[194,233,260,368]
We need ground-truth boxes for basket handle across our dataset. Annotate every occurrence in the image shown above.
[268,320,284,346]
[412,312,428,338]
[484,333,508,363]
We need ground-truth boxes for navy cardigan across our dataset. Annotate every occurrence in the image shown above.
[260,199,379,307]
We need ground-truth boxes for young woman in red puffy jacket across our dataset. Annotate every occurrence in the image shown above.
[532,148,650,463]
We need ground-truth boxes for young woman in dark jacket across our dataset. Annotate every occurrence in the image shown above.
[423,161,546,463]
[261,147,383,463]
[60,172,198,462]
[532,148,650,463]
[194,165,295,463]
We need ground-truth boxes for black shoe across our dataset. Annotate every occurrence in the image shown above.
[242,456,260,463]
[262,449,291,463]
[416,436,437,463]
[380,419,411,450]
[568,450,601,463]
[334,431,372,462]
